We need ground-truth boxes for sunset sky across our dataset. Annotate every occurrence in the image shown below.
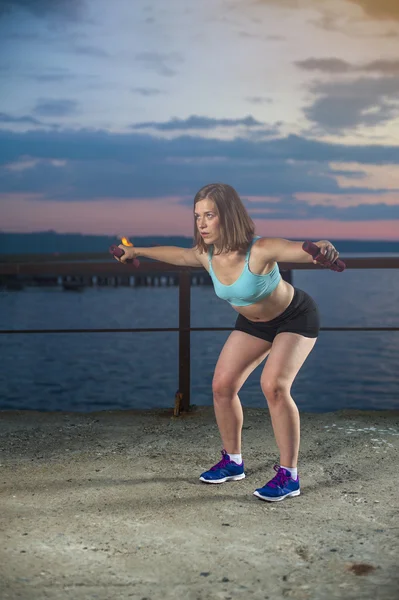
[1,0,399,240]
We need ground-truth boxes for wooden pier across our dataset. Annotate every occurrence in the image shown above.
[0,252,295,290]
[0,270,216,291]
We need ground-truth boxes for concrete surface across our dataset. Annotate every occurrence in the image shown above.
[1,407,399,600]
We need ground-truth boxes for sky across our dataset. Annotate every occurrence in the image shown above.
[1,0,399,240]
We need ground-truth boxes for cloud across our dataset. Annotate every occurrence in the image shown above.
[1,129,399,169]
[0,112,43,126]
[3,157,396,222]
[346,0,399,21]
[248,197,399,221]
[4,157,66,172]
[360,60,399,74]
[326,168,366,179]
[256,0,399,21]
[2,63,93,84]
[130,115,268,131]
[246,96,273,105]
[32,99,79,118]
[74,45,109,58]
[135,52,184,77]
[0,30,41,41]
[303,76,399,132]
[238,30,285,41]
[296,58,352,73]
[131,87,164,97]
[0,128,398,224]
[0,0,82,21]
[33,68,77,83]
[296,58,399,75]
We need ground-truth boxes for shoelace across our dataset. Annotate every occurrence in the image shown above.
[210,450,231,471]
[267,465,290,489]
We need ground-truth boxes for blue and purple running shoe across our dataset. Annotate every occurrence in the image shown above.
[254,465,300,502]
[199,450,245,484]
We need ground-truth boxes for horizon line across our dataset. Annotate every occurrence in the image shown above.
[1,230,399,243]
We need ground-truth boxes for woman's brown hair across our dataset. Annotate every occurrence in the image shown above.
[193,183,255,254]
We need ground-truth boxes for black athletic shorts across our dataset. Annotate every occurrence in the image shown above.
[234,288,320,343]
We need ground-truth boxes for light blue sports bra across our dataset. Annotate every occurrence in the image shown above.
[208,236,282,307]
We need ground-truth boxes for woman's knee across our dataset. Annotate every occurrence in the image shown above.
[261,375,291,403]
[212,373,239,401]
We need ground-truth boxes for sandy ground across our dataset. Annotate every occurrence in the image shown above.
[0,407,399,600]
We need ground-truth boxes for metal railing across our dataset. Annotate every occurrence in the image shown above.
[1,254,398,411]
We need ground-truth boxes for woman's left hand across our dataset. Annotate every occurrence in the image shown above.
[314,240,340,267]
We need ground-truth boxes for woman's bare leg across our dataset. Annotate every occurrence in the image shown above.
[260,332,317,468]
[212,331,272,454]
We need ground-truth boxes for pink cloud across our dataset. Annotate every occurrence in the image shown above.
[0,194,194,236]
[296,192,399,207]
[1,193,398,240]
[254,218,399,240]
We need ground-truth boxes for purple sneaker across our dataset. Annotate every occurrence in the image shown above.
[199,450,245,484]
[253,465,300,502]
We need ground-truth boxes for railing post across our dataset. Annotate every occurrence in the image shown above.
[178,270,191,411]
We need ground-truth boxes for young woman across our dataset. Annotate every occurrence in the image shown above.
[115,183,340,502]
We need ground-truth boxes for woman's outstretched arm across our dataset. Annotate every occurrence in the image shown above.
[117,244,204,267]
[257,237,339,265]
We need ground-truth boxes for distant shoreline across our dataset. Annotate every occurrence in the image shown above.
[1,231,399,256]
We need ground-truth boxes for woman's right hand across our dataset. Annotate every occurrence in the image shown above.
[115,244,139,263]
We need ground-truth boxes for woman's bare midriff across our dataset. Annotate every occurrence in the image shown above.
[232,279,295,322]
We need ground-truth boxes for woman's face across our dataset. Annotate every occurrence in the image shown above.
[194,199,221,245]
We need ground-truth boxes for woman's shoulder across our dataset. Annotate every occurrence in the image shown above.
[251,235,271,249]
[251,236,282,263]
[252,236,283,248]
